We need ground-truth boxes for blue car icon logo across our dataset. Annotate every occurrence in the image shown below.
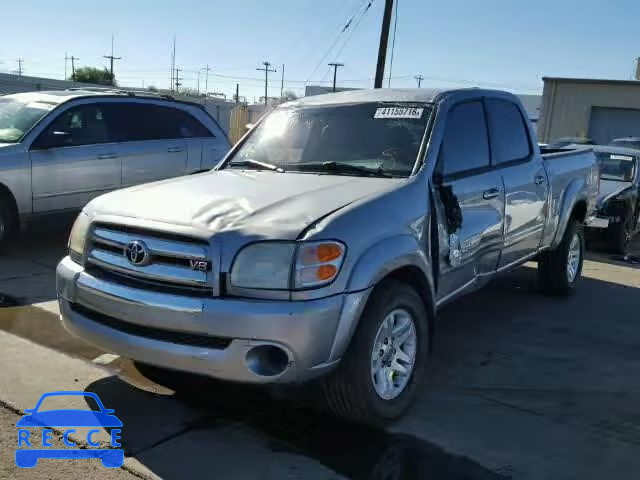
[15,391,124,468]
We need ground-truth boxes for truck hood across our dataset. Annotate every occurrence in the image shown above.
[597,179,632,209]
[88,170,402,239]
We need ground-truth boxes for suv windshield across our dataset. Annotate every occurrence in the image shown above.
[608,138,640,150]
[226,102,431,177]
[0,97,55,143]
[597,152,637,181]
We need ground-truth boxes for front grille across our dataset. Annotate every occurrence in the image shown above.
[85,223,212,294]
[71,303,231,349]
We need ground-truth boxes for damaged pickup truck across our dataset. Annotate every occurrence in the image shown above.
[57,88,599,424]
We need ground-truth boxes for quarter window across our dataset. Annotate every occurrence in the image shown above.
[486,99,531,164]
[440,101,490,176]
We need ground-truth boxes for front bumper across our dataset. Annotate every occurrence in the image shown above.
[56,256,370,384]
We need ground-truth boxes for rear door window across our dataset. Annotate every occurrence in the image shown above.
[105,103,182,142]
[486,99,531,165]
[439,101,490,177]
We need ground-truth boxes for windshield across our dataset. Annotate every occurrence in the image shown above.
[0,97,55,143]
[608,139,640,150]
[226,102,431,177]
[597,152,637,181]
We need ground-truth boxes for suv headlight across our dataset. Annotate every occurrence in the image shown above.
[230,240,346,290]
[68,211,91,262]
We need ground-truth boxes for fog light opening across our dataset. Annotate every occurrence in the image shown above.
[246,345,289,377]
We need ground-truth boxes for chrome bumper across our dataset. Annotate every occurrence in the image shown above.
[56,256,370,384]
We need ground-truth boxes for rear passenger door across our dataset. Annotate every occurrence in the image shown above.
[106,103,188,186]
[486,99,548,268]
[434,100,505,303]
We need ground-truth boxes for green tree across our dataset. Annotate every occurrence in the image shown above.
[71,67,116,86]
[146,85,159,92]
[282,89,298,101]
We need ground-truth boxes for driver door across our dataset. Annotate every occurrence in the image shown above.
[29,103,121,213]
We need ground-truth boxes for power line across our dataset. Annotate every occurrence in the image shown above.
[331,0,374,70]
[256,61,276,105]
[306,0,370,83]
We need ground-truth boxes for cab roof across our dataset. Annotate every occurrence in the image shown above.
[284,87,516,108]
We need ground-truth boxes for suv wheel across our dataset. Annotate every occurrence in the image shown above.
[0,201,14,251]
[538,219,584,295]
[322,279,429,425]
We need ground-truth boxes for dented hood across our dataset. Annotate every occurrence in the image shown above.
[88,170,401,239]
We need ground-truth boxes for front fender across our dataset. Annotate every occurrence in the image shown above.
[326,235,435,362]
[551,178,587,249]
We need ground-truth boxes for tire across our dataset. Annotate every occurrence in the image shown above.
[0,200,15,251]
[538,219,584,295]
[609,208,634,254]
[322,279,430,425]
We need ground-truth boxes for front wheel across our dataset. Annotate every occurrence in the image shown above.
[538,219,584,295]
[322,280,430,425]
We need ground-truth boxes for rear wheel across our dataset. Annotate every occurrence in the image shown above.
[322,280,429,425]
[609,208,634,254]
[538,219,584,295]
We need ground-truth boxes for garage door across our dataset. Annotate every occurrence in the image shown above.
[588,107,640,144]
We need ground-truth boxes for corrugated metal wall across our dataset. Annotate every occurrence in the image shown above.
[539,79,640,143]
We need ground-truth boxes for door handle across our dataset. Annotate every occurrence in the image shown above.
[535,175,546,185]
[483,188,500,200]
[167,147,185,153]
[97,153,118,159]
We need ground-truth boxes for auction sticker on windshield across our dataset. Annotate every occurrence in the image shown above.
[374,106,424,119]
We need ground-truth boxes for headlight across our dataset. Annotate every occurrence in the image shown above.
[230,240,346,290]
[231,242,296,289]
[68,212,91,262]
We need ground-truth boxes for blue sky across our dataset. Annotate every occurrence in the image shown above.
[3,0,638,100]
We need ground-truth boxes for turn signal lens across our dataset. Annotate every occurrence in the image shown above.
[294,241,345,288]
[299,242,343,265]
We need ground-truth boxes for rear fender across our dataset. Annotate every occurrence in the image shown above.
[551,178,587,249]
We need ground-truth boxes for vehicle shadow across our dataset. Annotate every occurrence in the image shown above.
[83,261,640,479]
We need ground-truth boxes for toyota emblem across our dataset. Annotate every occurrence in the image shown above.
[125,240,150,266]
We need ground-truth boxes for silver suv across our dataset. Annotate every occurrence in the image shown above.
[0,89,230,246]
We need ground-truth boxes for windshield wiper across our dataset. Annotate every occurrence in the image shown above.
[229,159,285,173]
[319,161,394,178]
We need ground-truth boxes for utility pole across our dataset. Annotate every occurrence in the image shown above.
[328,62,344,92]
[635,58,640,81]
[235,83,240,104]
[414,74,424,88]
[202,64,211,101]
[65,54,79,79]
[280,64,285,100]
[374,0,394,88]
[174,68,182,92]
[256,61,276,106]
[103,35,121,85]
[170,36,176,92]
[16,58,24,77]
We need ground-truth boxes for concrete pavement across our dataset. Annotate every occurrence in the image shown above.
[0,224,639,479]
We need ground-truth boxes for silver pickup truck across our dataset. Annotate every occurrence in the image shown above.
[56,88,599,424]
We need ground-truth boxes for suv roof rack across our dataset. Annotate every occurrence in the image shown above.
[65,87,175,101]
